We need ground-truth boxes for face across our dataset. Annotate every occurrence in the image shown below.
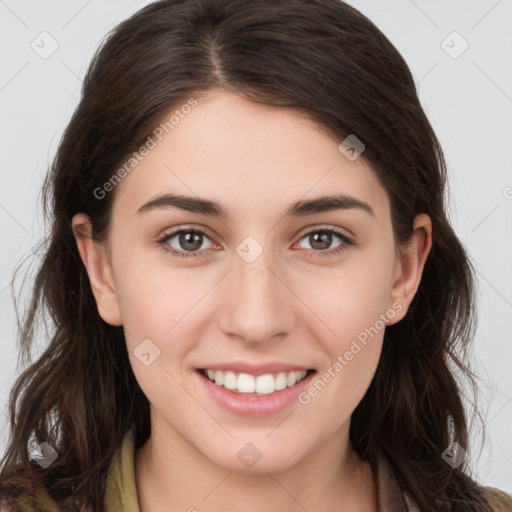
[74,89,430,474]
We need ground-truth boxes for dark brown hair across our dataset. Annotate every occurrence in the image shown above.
[0,0,493,510]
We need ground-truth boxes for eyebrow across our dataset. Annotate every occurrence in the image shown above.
[136,193,374,218]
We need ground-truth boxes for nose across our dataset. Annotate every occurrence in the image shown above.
[217,244,296,345]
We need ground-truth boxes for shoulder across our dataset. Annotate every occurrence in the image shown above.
[483,487,512,511]
[1,495,90,512]
[0,483,61,512]
[0,500,13,512]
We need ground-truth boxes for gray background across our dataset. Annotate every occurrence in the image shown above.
[1,0,511,493]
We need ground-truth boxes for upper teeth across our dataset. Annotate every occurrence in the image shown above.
[204,369,308,395]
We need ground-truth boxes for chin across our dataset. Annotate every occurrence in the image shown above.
[205,442,302,474]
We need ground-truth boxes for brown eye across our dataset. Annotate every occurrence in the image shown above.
[297,228,350,254]
[176,231,204,251]
[158,228,213,257]
[307,231,334,251]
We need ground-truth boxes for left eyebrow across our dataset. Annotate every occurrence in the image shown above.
[136,193,374,218]
[283,193,374,218]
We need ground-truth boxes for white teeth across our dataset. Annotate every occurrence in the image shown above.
[202,369,309,395]
[286,372,297,387]
[214,370,224,386]
[255,374,275,395]
[238,373,256,393]
[274,372,287,391]
[223,371,238,390]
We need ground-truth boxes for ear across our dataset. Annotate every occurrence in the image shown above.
[71,213,122,326]
[387,214,432,325]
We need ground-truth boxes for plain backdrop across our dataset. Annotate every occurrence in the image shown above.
[1,0,511,494]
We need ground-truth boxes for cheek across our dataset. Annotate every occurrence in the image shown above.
[298,247,395,395]
[296,275,388,418]
[113,255,203,407]
[113,245,198,333]
[304,252,394,344]
[310,277,386,374]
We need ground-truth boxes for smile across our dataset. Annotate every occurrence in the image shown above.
[197,368,315,396]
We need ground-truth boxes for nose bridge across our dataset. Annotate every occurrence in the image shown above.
[217,235,294,344]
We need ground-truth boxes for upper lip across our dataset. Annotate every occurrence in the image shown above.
[197,361,315,377]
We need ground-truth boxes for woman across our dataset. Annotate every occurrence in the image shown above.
[1,0,510,510]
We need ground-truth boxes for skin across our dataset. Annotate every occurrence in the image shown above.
[73,89,432,511]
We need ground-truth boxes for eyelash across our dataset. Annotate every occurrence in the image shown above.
[157,226,353,259]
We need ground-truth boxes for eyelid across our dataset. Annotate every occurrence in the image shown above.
[157,224,216,242]
[157,224,354,257]
[293,226,353,255]
[298,224,353,240]
[156,225,216,251]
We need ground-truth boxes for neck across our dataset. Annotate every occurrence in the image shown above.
[134,422,377,512]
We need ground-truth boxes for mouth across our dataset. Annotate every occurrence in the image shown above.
[196,368,317,397]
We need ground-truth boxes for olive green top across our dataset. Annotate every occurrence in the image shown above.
[11,429,512,511]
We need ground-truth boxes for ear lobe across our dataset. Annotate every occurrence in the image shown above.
[71,213,122,326]
[387,214,432,325]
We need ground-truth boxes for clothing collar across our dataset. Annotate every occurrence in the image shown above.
[104,429,140,511]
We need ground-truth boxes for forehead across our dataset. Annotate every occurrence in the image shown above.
[112,90,389,221]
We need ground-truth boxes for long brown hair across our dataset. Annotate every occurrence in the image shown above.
[0,0,492,510]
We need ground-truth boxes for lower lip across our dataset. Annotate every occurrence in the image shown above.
[195,369,317,417]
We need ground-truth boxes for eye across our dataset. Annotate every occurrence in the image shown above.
[295,227,353,257]
[157,226,353,259]
[157,228,213,258]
